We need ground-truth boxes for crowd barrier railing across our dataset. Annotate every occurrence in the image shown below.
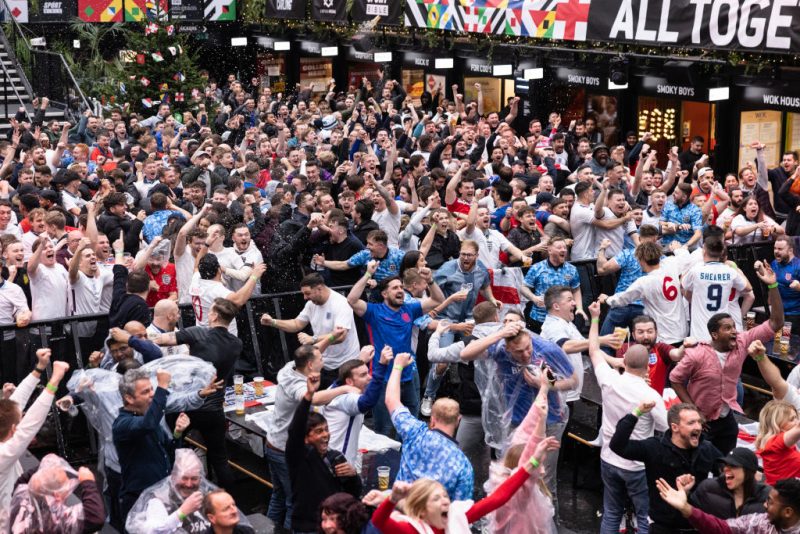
[0,242,779,380]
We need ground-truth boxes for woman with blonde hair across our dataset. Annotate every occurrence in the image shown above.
[368,389,560,534]
[483,376,558,533]
[755,399,800,485]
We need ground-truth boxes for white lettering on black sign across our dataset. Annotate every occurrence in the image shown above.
[567,74,600,86]
[762,94,800,109]
[365,0,388,16]
[656,84,695,96]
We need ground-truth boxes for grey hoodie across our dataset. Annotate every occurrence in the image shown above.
[266,361,308,450]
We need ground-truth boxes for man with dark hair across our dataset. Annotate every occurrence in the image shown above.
[610,402,721,533]
[347,259,440,435]
[772,236,800,334]
[322,348,392,465]
[670,261,783,456]
[286,373,362,534]
[678,135,705,172]
[311,210,364,287]
[189,238,265,335]
[682,235,750,341]
[769,151,799,221]
[98,192,143,255]
[594,185,639,258]
[616,315,689,395]
[323,229,404,284]
[570,180,597,261]
[260,272,359,387]
[352,199,379,245]
[662,183,703,249]
[658,476,800,533]
[109,232,151,329]
[602,242,687,345]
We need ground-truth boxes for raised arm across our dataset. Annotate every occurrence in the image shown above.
[385,351,412,414]
[749,340,788,400]
[175,203,209,258]
[68,238,92,284]
[134,235,163,271]
[444,161,467,206]
[755,261,784,333]
[27,234,49,277]
[461,322,521,361]
[346,260,376,317]
[227,263,266,306]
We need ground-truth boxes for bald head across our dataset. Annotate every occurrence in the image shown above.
[624,344,650,372]
[124,321,147,339]
[154,299,178,318]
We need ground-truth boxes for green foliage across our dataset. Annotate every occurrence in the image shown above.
[61,17,211,116]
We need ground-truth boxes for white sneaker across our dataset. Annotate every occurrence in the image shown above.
[421,396,433,417]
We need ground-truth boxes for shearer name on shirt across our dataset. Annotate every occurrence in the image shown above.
[699,272,731,281]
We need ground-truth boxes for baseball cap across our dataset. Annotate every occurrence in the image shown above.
[717,447,758,472]
[535,192,555,206]
[194,150,211,159]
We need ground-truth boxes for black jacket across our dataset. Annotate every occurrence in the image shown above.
[610,413,722,529]
[254,221,310,293]
[97,213,143,256]
[353,220,380,247]
[109,265,151,329]
[690,474,771,519]
[286,398,362,532]
[779,178,800,236]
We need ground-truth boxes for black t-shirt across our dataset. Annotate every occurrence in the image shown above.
[175,326,243,411]
[322,235,364,287]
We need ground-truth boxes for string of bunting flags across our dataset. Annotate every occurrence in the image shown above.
[7,0,799,52]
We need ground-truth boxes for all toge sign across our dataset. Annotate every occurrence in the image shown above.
[588,0,800,53]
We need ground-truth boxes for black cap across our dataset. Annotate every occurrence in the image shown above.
[40,189,59,202]
[591,143,609,157]
[535,192,555,206]
[16,184,38,196]
[717,447,758,472]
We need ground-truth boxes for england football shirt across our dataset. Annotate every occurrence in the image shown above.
[682,262,747,341]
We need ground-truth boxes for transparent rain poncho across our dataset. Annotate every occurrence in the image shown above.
[66,356,217,474]
[471,325,569,452]
[125,449,252,534]
[482,388,557,534]
[9,454,84,534]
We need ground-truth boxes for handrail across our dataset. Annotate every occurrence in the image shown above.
[0,0,90,112]
[0,32,29,120]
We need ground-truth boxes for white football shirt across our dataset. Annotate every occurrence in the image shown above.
[682,262,747,341]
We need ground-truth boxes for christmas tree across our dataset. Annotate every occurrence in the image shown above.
[107,15,210,117]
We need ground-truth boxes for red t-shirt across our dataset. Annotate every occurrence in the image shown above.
[759,432,800,485]
[617,342,673,395]
[145,262,177,307]
[447,197,471,215]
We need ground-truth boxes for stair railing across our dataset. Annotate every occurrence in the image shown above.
[0,0,90,119]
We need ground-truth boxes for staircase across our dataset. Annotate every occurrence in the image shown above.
[0,45,65,136]
[0,8,88,136]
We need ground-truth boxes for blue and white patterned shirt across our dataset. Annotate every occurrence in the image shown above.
[391,407,474,500]
[433,259,490,322]
[347,248,405,281]
[614,249,643,306]
[142,210,185,243]
[524,260,580,322]
[661,200,702,246]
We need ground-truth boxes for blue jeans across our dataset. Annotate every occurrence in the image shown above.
[266,445,292,530]
[600,460,650,534]
[423,365,447,399]
[372,369,420,436]
[600,304,645,355]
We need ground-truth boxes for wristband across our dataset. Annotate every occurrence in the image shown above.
[33,366,46,375]
[45,383,57,394]
[591,318,600,324]
[529,457,540,469]
[768,282,779,289]
[753,354,766,362]
[250,275,258,282]
[364,272,372,279]
[633,408,643,417]
[177,511,187,521]
[328,334,336,342]
[173,430,183,439]
[393,365,404,371]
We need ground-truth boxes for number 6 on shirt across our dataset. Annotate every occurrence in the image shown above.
[662,276,678,301]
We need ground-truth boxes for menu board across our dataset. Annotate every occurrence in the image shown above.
[787,113,800,156]
[739,110,782,171]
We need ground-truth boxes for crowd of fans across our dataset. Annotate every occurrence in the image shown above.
[1,68,800,534]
